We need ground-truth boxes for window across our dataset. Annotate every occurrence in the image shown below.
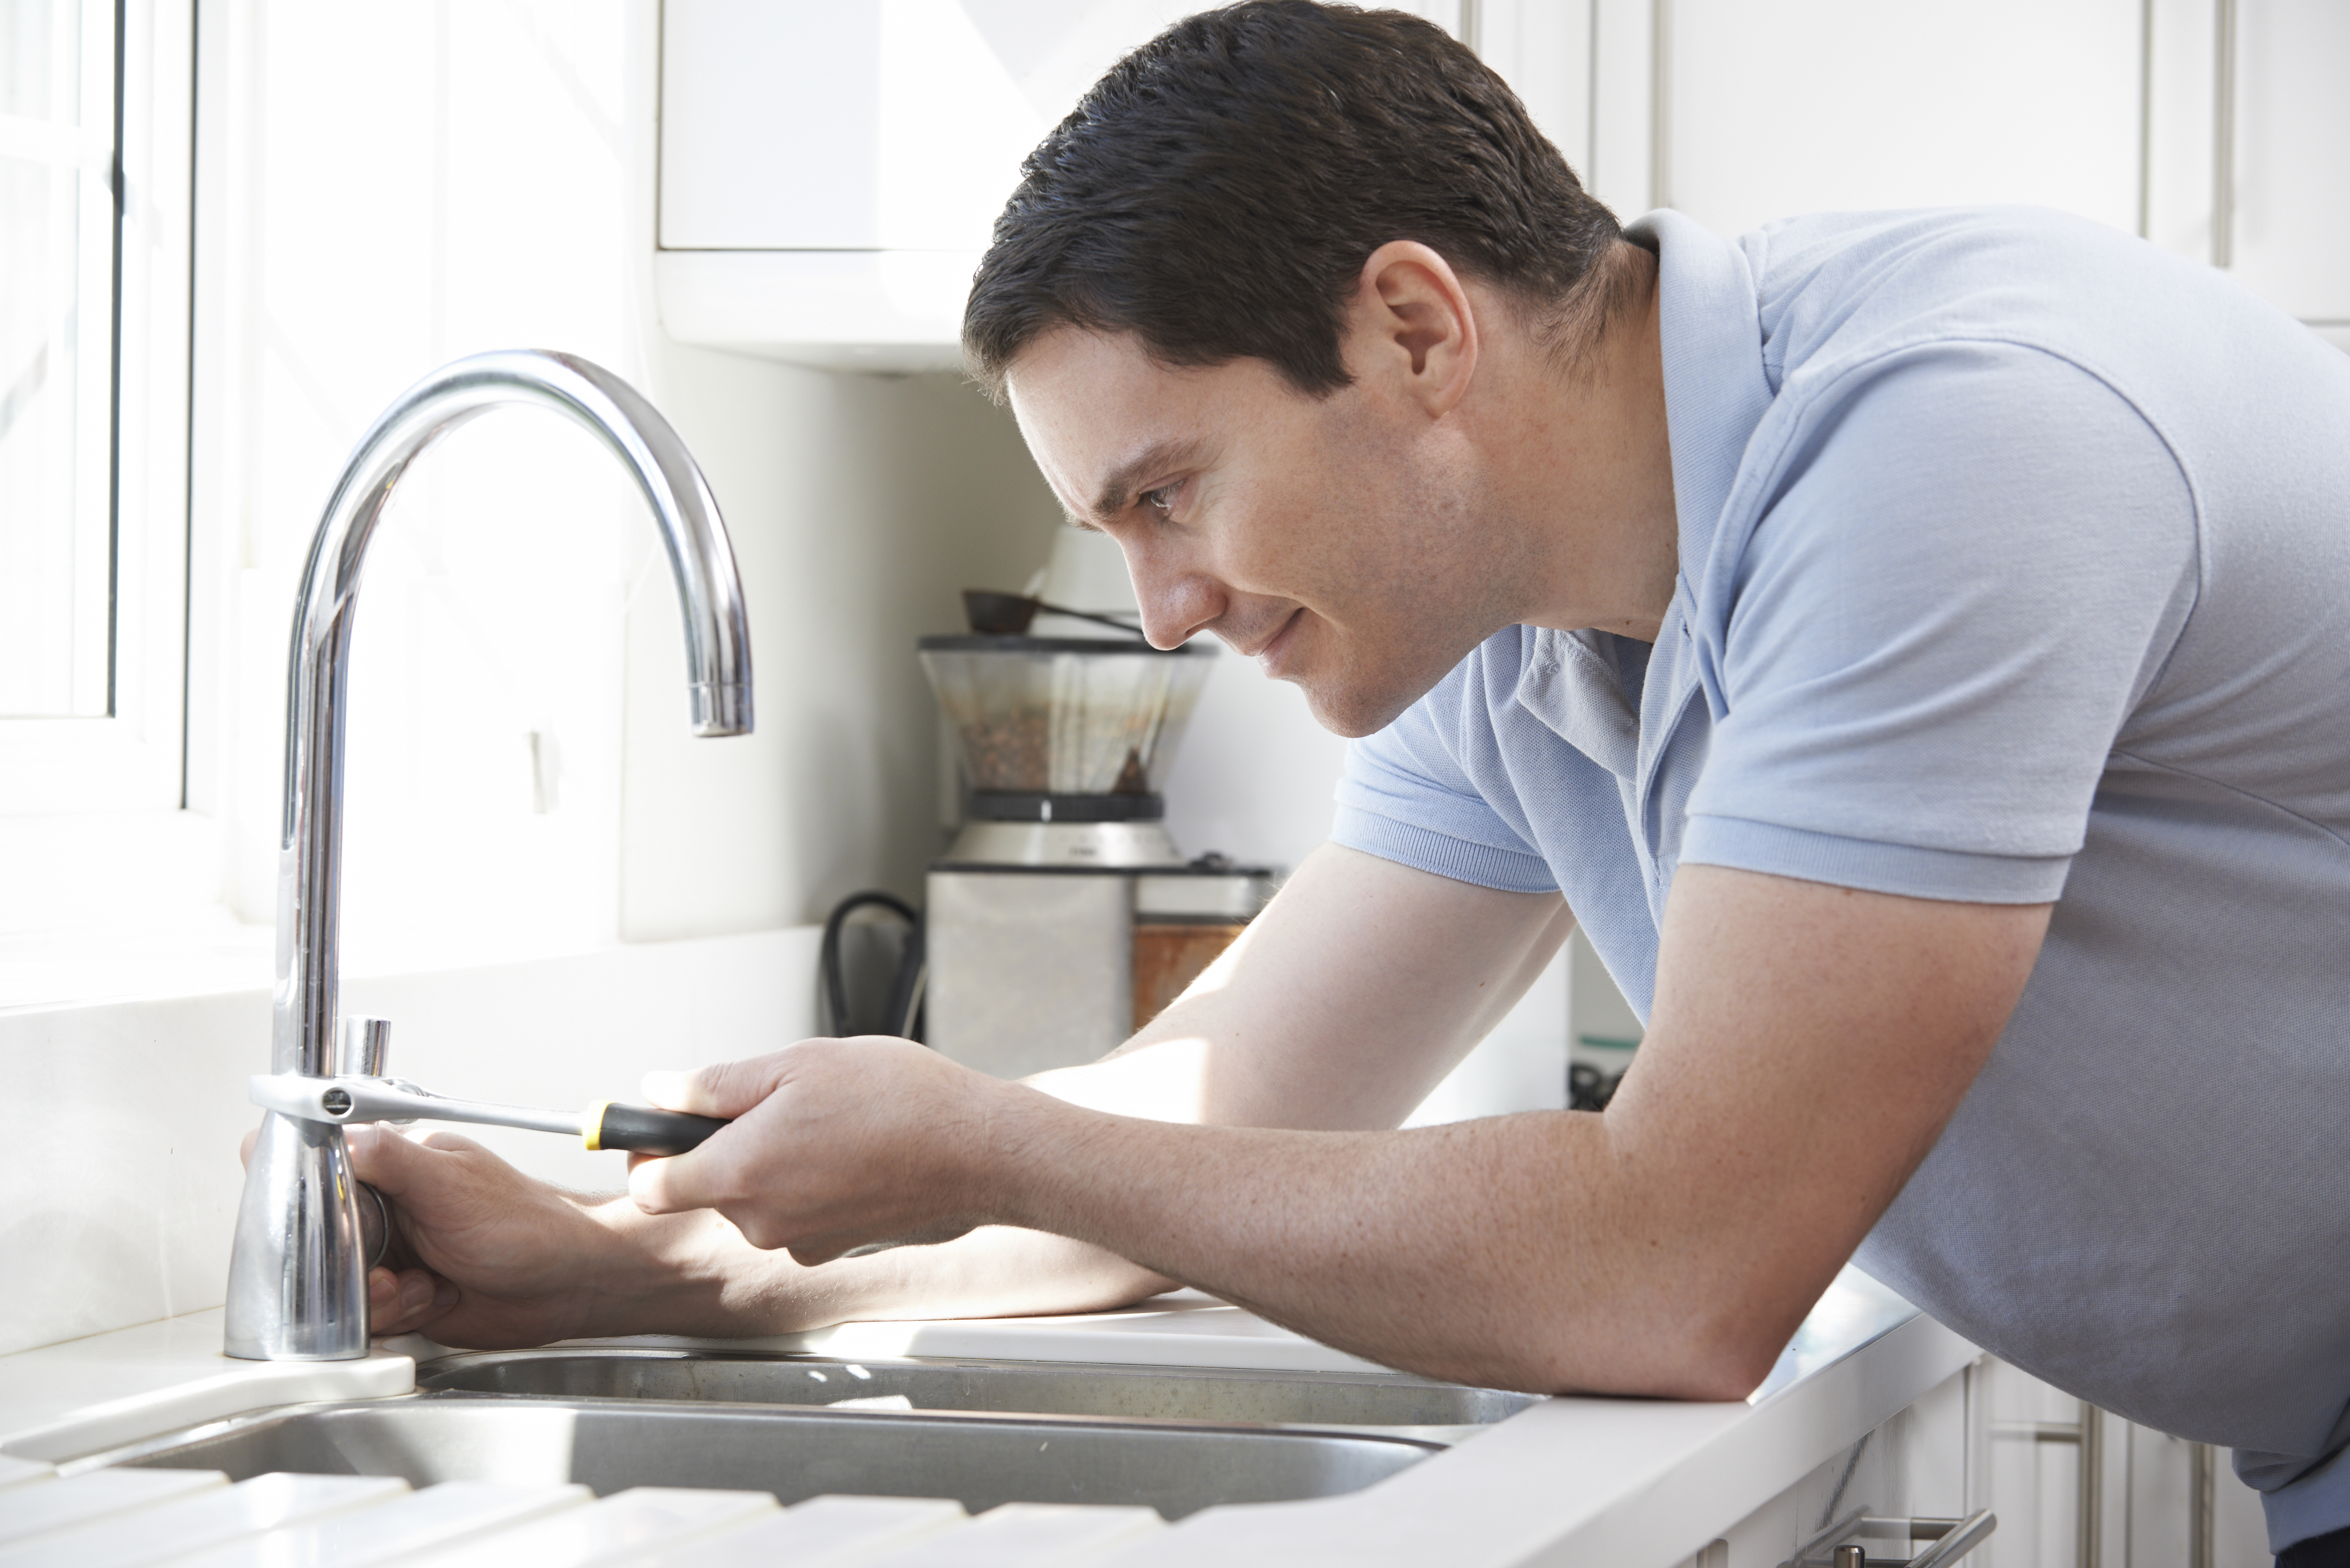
[0,0,192,813]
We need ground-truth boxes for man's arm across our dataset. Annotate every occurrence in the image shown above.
[355,843,1569,1345]
[626,861,2046,1396]
[1034,839,1572,1130]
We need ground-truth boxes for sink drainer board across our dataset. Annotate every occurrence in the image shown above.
[415,1349,1539,1430]
[101,1393,1447,1519]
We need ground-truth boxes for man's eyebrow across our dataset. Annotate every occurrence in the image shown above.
[1087,438,1204,523]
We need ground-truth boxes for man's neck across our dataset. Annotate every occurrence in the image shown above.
[1473,244,1680,643]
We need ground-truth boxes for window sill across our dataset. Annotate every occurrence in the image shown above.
[0,914,272,1016]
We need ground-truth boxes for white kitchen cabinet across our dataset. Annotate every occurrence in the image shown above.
[1477,0,2149,237]
[1664,1365,1972,1567]
[654,0,1464,370]
[1650,0,2146,239]
[655,1,2345,369]
[2229,0,2350,329]
[1963,1362,2270,1568]
[655,0,1172,370]
[1486,0,2342,353]
[1659,1357,2274,1568]
[2146,0,2350,343]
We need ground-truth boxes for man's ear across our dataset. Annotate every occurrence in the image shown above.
[1344,240,1479,418]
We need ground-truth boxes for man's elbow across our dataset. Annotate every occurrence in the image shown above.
[1654,1324,1780,1402]
[1487,1313,1783,1402]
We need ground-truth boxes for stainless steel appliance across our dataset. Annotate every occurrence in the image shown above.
[920,632,1275,1078]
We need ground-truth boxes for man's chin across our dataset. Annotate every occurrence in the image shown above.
[1291,672,1423,740]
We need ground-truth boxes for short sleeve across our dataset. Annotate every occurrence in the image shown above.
[1680,341,2200,902]
[1332,635,1562,894]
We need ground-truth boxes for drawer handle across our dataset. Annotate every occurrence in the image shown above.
[1794,1509,1997,1568]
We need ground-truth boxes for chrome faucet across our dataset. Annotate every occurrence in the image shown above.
[225,350,752,1361]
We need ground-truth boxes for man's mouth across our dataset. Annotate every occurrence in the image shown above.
[1249,608,1306,675]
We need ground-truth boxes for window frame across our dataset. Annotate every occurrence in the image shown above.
[0,0,195,816]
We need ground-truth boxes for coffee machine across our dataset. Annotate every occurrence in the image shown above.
[919,558,1276,1078]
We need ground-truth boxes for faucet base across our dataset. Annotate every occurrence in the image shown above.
[224,1112,371,1361]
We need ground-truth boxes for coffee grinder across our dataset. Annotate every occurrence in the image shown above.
[919,622,1277,1079]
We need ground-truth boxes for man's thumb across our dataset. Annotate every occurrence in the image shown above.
[642,1051,793,1118]
[627,1144,713,1216]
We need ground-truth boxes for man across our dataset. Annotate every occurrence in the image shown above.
[340,3,2350,1556]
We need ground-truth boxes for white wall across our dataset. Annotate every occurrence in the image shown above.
[179,0,1063,978]
[618,352,1059,938]
[0,932,820,1360]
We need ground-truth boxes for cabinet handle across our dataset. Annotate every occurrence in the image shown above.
[1790,1510,1998,1567]
[2212,0,2237,267]
[2189,1441,2218,1568]
[1991,1399,2104,1568]
[1906,1512,1999,1568]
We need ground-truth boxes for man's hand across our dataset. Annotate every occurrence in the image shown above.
[346,1125,630,1345]
[628,1038,1009,1264]
[237,1123,761,1348]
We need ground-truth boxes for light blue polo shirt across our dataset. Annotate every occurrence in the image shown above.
[1332,207,2350,1550]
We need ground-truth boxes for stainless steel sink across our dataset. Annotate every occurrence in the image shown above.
[98,1392,1443,1519]
[416,1349,1537,1433]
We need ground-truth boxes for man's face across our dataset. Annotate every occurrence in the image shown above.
[1006,327,1507,739]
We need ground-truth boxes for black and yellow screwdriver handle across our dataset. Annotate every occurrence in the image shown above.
[583,1102,731,1156]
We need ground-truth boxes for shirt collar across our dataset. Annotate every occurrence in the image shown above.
[1624,209,1777,590]
[1514,213,1776,768]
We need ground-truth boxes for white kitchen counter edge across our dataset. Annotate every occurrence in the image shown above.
[0,1288,1980,1568]
[0,1310,414,1464]
[1111,1309,1982,1566]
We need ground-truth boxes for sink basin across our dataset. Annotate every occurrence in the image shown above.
[98,1393,1444,1519]
[416,1349,1537,1434]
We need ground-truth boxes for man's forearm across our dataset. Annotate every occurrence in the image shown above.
[965,1090,1720,1396]
[947,870,2045,1398]
[588,1193,1171,1338]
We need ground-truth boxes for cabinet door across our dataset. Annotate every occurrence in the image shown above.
[2146,0,2349,336]
[1654,0,2144,238]
[1970,1358,2093,1568]
[660,0,1048,251]
[2229,0,2350,323]
[1967,1359,2275,1568]
[1674,1369,1971,1568]
[660,0,1475,255]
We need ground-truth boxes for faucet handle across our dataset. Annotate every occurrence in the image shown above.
[336,1016,391,1078]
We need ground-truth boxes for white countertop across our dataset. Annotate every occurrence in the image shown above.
[0,1273,1978,1566]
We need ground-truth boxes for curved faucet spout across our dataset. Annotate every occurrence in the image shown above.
[227,349,752,1361]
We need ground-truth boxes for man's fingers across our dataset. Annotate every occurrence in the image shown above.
[345,1124,415,1194]
[626,1147,709,1216]
[366,1266,455,1338]
[239,1127,258,1170]
[369,1267,399,1318]
[346,1123,502,1197]
[412,1128,489,1154]
[642,1047,808,1119]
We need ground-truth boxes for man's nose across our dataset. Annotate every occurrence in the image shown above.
[1123,545,1223,650]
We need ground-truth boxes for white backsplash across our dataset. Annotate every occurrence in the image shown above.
[3,915,1569,1362]
[0,928,819,1359]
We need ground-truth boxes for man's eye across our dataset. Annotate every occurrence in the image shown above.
[1140,483,1180,516]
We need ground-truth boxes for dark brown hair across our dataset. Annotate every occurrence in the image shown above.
[963,0,1625,400]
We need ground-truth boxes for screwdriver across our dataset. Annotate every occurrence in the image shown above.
[249,1071,729,1156]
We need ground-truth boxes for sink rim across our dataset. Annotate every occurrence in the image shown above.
[417,1344,1480,1385]
[67,1388,1457,1520]
[409,1346,1539,1443]
[79,1386,1457,1449]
